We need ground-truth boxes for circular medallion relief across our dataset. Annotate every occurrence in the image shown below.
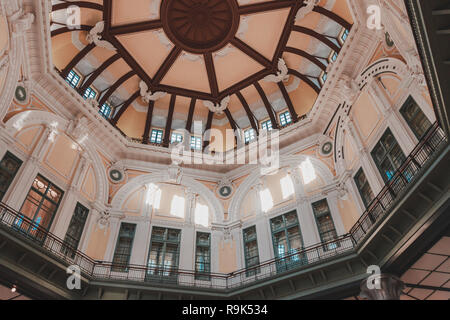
[320,142,333,157]
[15,86,27,103]
[218,185,233,199]
[161,0,240,54]
[109,169,125,183]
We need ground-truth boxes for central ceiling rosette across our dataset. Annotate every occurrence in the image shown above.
[161,0,240,54]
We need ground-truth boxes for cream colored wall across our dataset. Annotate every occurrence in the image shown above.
[338,195,361,232]
[86,225,111,260]
[218,240,238,274]
[352,90,383,147]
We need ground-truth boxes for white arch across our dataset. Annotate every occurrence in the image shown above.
[111,172,224,224]
[356,57,408,90]
[228,154,335,222]
[0,2,29,121]
[4,110,109,205]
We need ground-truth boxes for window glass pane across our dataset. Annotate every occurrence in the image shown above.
[171,133,183,144]
[312,200,338,247]
[271,211,304,269]
[371,129,406,182]
[18,175,64,236]
[66,70,81,88]
[191,136,202,150]
[261,120,273,131]
[400,96,432,139]
[354,169,375,208]
[244,129,256,143]
[62,203,89,257]
[0,152,22,201]
[112,223,136,271]
[83,87,97,100]
[100,103,112,119]
[279,111,292,127]
[147,227,181,278]
[150,129,163,144]
[243,226,260,276]
[195,232,211,279]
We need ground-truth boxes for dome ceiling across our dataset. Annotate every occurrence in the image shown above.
[50,0,353,151]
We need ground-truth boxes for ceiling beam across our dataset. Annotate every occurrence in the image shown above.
[313,6,353,30]
[254,82,279,129]
[186,98,197,132]
[284,46,327,71]
[224,108,239,147]
[163,95,177,147]
[152,46,182,85]
[278,82,299,122]
[203,111,214,151]
[238,0,296,15]
[106,35,153,85]
[204,53,219,99]
[273,2,300,63]
[103,0,112,30]
[111,90,140,125]
[292,25,341,53]
[78,53,121,94]
[142,101,155,145]
[61,43,95,79]
[288,68,321,94]
[110,20,163,36]
[236,92,259,134]
[224,109,238,131]
[98,71,135,107]
[52,1,102,12]
[230,37,272,68]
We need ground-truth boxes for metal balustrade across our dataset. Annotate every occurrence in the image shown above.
[0,122,446,291]
[350,122,447,243]
[0,202,96,275]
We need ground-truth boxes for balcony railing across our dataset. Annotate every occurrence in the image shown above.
[350,122,446,243]
[0,122,446,291]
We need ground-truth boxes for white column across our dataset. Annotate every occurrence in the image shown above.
[289,166,321,246]
[297,198,321,247]
[255,215,273,262]
[231,226,244,270]
[51,154,91,237]
[179,225,195,270]
[327,193,347,236]
[210,229,221,273]
[346,119,384,194]
[345,175,366,215]
[103,214,124,262]
[253,182,273,261]
[368,82,416,154]
[130,218,151,266]
[79,202,105,253]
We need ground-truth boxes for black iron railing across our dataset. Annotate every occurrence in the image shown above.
[350,122,446,243]
[0,122,446,290]
[0,202,96,275]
